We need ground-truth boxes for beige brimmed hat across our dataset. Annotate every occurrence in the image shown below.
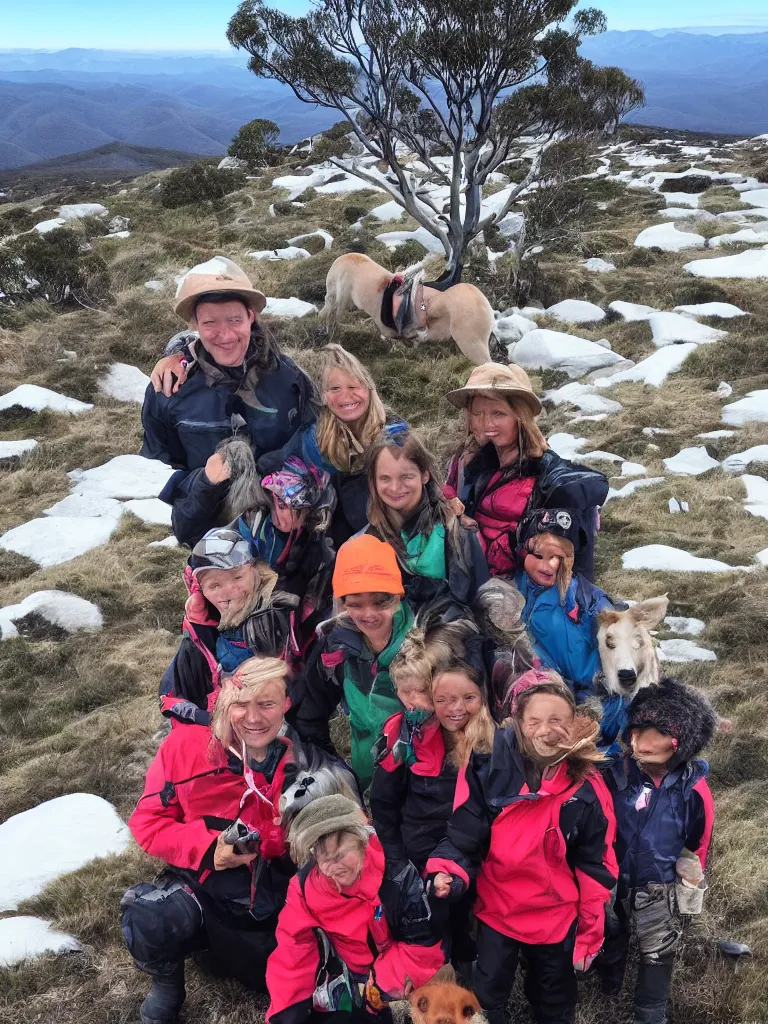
[445,362,542,416]
[174,256,267,324]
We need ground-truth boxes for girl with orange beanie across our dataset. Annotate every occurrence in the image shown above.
[293,534,413,791]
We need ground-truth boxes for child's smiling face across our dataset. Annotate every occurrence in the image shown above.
[523,534,571,588]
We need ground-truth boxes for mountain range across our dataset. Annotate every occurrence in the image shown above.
[1,32,767,171]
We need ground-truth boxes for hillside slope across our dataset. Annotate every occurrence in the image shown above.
[0,128,767,1022]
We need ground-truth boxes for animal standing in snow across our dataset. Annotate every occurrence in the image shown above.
[597,595,669,699]
[319,253,494,365]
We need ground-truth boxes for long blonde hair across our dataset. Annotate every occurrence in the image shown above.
[210,655,289,755]
[315,344,387,472]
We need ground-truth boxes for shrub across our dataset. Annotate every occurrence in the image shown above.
[159,163,246,209]
[0,207,36,234]
[228,118,280,167]
[0,227,109,305]
[626,246,662,267]
[342,204,368,224]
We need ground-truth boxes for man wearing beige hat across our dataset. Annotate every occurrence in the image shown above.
[141,257,317,547]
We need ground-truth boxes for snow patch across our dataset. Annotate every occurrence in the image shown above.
[0,794,131,911]
[710,228,768,247]
[99,363,151,404]
[608,301,659,322]
[123,498,173,526]
[648,312,727,347]
[658,639,716,663]
[634,223,705,252]
[68,455,175,500]
[620,462,647,477]
[149,535,180,548]
[0,439,37,459]
[606,478,665,502]
[673,302,748,319]
[0,591,103,640]
[0,385,92,415]
[665,615,706,636]
[722,445,768,474]
[546,300,606,324]
[0,515,121,568]
[542,382,623,415]
[511,329,624,379]
[594,344,698,388]
[740,189,768,208]
[248,247,311,261]
[743,475,768,520]
[376,227,446,255]
[33,218,66,234]
[622,544,752,573]
[684,250,768,279]
[0,917,81,967]
[697,430,736,439]
[722,390,768,426]
[58,203,108,221]
[263,297,318,318]
[287,229,334,250]
[582,258,616,273]
[663,446,720,476]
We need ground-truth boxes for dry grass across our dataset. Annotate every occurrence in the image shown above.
[0,142,767,1024]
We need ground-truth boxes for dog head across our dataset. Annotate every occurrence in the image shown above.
[597,595,668,699]
[408,966,482,1024]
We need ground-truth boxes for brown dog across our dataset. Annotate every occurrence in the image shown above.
[319,253,494,365]
[408,965,482,1024]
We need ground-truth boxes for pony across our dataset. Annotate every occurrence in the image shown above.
[319,253,495,365]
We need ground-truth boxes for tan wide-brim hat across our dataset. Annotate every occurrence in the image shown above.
[445,362,542,416]
[174,256,267,324]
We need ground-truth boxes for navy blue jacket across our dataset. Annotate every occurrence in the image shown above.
[141,349,317,547]
[603,755,714,894]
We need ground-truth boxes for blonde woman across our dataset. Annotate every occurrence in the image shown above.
[261,344,408,543]
[123,656,359,1024]
[444,363,608,580]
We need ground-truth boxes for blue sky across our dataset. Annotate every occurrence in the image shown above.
[2,0,767,50]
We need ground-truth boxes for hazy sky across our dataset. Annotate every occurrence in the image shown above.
[2,0,767,50]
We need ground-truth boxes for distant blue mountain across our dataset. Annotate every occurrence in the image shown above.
[0,35,766,170]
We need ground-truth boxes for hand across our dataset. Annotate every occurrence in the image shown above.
[459,515,478,532]
[574,953,597,972]
[433,872,453,898]
[676,853,704,885]
[204,452,231,485]
[151,353,188,397]
[213,830,260,871]
[447,496,465,517]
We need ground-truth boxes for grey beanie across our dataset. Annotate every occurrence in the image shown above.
[288,794,369,867]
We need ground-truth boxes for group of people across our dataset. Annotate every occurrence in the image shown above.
[124,257,719,1024]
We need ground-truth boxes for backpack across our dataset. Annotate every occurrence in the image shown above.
[533,451,609,510]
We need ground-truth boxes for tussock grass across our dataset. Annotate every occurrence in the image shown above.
[0,143,766,1024]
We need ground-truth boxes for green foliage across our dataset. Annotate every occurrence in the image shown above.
[228,118,281,166]
[0,206,36,234]
[0,227,110,305]
[159,162,246,209]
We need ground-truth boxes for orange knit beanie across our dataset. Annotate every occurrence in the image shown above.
[332,534,404,598]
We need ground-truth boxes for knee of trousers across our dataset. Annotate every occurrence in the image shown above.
[121,879,203,966]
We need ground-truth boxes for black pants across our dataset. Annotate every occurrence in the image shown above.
[428,884,477,965]
[121,874,278,991]
[473,919,577,1024]
[594,899,677,1024]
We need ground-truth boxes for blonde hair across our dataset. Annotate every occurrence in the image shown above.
[464,393,548,461]
[203,559,279,629]
[210,656,289,754]
[316,344,387,471]
[390,630,435,696]
[526,534,574,602]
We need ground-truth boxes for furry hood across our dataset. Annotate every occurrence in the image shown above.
[624,676,717,765]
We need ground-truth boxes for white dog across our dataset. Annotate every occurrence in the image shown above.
[597,595,669,700]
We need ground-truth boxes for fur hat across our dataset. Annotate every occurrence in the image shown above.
[625,677,717,765]
[288,794,369,867]
[174,257,266,324]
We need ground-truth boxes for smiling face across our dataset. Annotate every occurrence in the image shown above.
[324,368,371,425]
[432,671,482,734]
[229,680,290,760]
[630,726,677,769]
[342,592,400,651]
[520,692,574,759]
[315,831,366,888]
[523,535,571,589]
[193,298,254,367]
[198,563,258,618]
[468,395,520,450]
[374,447,429,520]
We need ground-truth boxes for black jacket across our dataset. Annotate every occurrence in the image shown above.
[142,342,317,547]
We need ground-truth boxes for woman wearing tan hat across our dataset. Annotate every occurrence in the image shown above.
[443,363,608,580]
[141,257,317,548]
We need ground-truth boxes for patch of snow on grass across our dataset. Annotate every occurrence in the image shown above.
[722,390,768,426]
[0,591,103,640]
[658,640,716,663]
[0,793,131,911]
[263,297,318,318]
[248,247,310,261]
[665,615,706,636]
[376,227,445,254]
[68,455,175,500]
[634,223,705,251]
[606,478,665,502]
[663,446,720,476]
[620,462,647,477]
[673,302,748,318]
[684,250,768,279]
[648,312,727,347]
[546,300,606,324]
[0,515,121,568]
[582,258,616,273]
[287,229,334,250]
[123,498,173,526]
[34,218,67,234]
[743,475,768,520]
[740,189,768,208]
[511,329,624,379]
[608,301,659,321]
[722,445,768,473]
[58,203,108,220]
[0,385,92,415]
[0,440,37,459]
[0,918,81,967]
[697,430,736,439]
[710,228,768,247]
[149,535,180,548]
[100,363,151,404]
[594,344,698,388]
[622,545,752,572]
[542,382,623,415]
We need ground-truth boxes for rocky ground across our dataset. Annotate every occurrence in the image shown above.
[0,125,767,1023]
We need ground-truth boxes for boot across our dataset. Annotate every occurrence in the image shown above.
[139,963,186,1024]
